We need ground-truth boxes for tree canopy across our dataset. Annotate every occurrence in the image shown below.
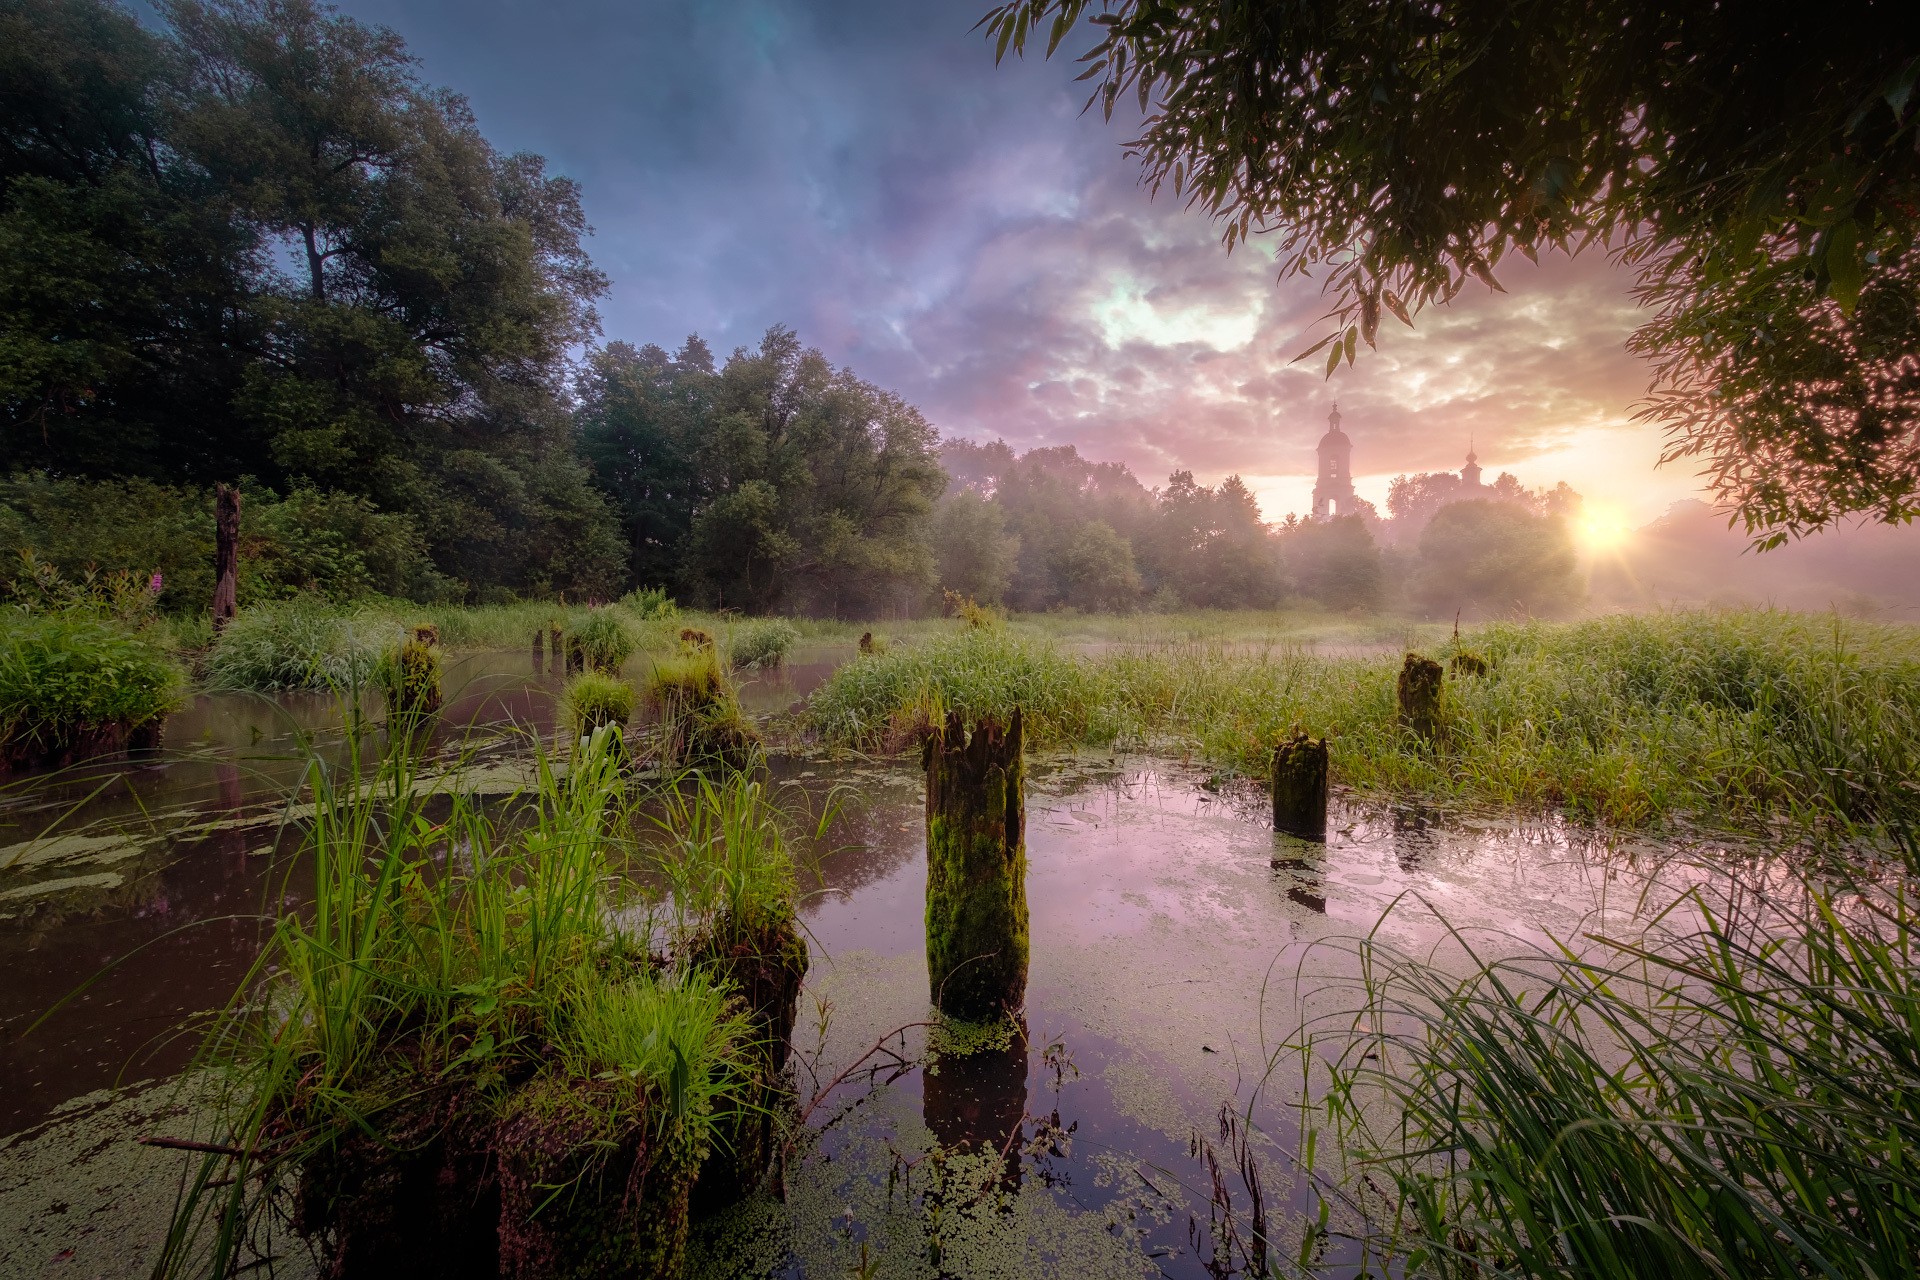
[981,1,1920,539]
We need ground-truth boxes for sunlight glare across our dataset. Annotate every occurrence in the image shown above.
[1578,503,1634,553]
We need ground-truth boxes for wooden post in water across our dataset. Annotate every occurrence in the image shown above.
[1398,653,1444,743]
[923,709,1028,1021]
[1271,731,1329,841]
[565,633,585,675]
[211,484,240,634]
[531,629,544,672]
[548,624,563,674]
[858,631,874,654]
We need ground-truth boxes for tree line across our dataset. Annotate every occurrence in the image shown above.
[2,0,1585,621]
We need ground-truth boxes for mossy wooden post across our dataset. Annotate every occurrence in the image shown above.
[531,628,544,672]
[1450,651,1488,677]
[1398,652,1444,743]
[923,709,1028,1021]
[211,483,240,634]
[1272,731,1329,841]
[859,630,874,654]
[565,634,584,675]
[385,627,443,727]
[547,623,562,674]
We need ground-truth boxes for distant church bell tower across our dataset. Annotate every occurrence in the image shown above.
[1311,404,1358,519]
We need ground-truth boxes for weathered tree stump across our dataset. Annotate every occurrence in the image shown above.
[548,624,563,674]
[1398,653,1444,743]
[565,634,584,675]
[385,635,442,726]
[1450,651,1488,677]
[531,629,544,672]
[1271,731,1329,841]
[411,623,438,648]
[858,630,874,654]
[211,484,240,634]
[923,709,1029,1021]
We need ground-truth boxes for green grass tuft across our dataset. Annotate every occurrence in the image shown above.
[202,598,392,691]
[0,610,185,766]
[562,671,636,736]
[727,618,799,670]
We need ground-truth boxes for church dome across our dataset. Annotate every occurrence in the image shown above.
[1316,405,1350,453]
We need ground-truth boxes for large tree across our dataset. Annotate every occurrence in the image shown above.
[982,2,1920,540]
[2,0,620,599]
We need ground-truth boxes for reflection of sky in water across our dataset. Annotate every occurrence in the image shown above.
[2,694,1732,1277]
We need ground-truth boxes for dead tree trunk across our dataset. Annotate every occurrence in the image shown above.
[923,709,1028,1021]
[1398,653,1444,743]
[1272,732,1329,840]
[211,484,240,634]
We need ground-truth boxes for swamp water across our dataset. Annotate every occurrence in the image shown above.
[2,650,1713,1278]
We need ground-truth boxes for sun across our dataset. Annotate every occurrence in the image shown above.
[1577,503,1634,553]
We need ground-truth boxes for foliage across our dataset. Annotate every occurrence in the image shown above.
[932,489,1020,606]
[810,610,1920,833]
[561,671,635,736]
[1411,500,1582,619]
[0,0,622,598]
[1056,519,1142,612]
[1277,514,1381,610]
[728,618,799,670]
[646,770,804,950]
[0,609,184,763]
[982,1,1920,536]
[573,607,635,674]
[621,585,677,620]
[150,730,761,1278]
[582,327,945,614]
[202,597,391,691]
[1384,469,1582,545]
[1302,868,1920,1280]
[2,549,163,629]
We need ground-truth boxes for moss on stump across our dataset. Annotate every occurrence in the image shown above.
[922,709,1029,1022]
[1397,653,1444,744]
[1272,731,1329,841]
[496,1076,701,1280]
[688,911,809,1209]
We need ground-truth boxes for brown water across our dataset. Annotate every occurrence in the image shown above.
[0,650,1686,1278]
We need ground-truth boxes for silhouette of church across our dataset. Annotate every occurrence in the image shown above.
[1311,404,1357,519]
[1461,438,1482,489]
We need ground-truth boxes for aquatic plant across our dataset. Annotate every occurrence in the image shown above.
[561,671,636,738]
[809,610,1920,835]
[728,618,799,670]
[201,598,389,691]
[574,606,635,674]
[1297,863,1920,1280]
[645,649,761,770]
[148,727,788,1279]
[0,610,185,770]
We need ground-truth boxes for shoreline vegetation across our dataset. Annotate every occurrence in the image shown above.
[5,594,1917,837]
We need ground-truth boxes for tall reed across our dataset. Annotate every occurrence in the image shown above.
[1292,859,1920,1279]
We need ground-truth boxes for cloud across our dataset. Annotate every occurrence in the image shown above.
[342,0,1683,516]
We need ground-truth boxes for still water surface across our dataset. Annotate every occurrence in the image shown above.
[1,648,1686,1277]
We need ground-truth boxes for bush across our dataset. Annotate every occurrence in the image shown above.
[728,618,799,670]
[573,607,635,674]
[621,586,677,620]
[0,611,185,768]
[203,599,394,691]
[563,672,636,735]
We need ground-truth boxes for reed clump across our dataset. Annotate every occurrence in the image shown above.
[808,610,1920,835]
[202,597,388,691]
[644,649,760,770]
[561,671,636,740]
[154,726,807,1280]
[1297,860,1920,1280]
[0,610,185,771]
[728,618,799,670]
[573,607,635,674]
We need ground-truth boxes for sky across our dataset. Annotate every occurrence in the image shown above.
[330,0,1709,525]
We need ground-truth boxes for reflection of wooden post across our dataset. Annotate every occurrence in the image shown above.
[923,709,1028,1021]
[211,484,240,633]
[1398,653,1444,743]
[1272,731,1329,840]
